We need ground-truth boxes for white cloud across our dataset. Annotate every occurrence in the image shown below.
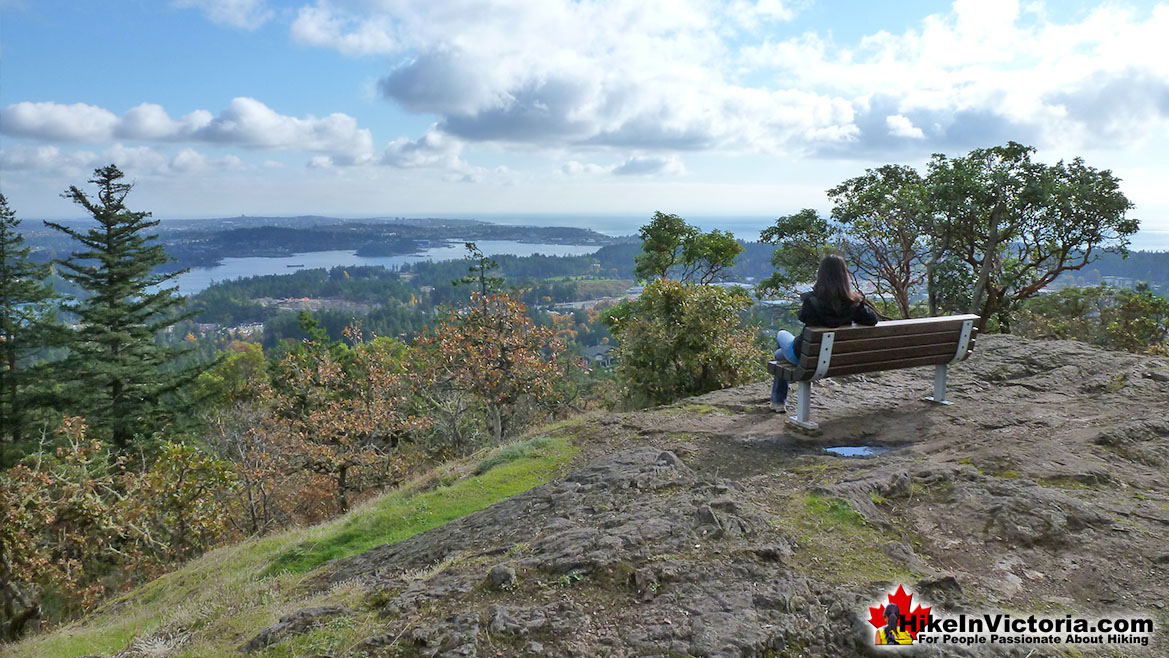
[1,102,118,142]
[290,5,396,55]
[561,160,608,176]
[611,155,686,177]
[117,103,213,140]
[295,0,851,154]
[173,0,272,30]
[0,145,99,171]
[886,115,925,139]
[560,155,686,177]
[381,126,465,169]
[1,98,374,165]
[282,0,1169,159]
[742,1,1169,152]
[0,144,254,177]
[193,97,374,164]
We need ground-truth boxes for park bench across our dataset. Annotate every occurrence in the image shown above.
[767,314,980,430]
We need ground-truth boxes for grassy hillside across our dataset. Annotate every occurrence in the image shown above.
[6,433,579,658]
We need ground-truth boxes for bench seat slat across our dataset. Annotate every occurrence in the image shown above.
[798,329,967,357]
[794,340,973,369]
[801,314,979,341]
[823,351,973,378]
[769,349,975,382]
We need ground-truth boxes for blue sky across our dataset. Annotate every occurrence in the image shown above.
[2,0,1168,237]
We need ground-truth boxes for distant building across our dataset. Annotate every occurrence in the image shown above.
[581,343,616,368]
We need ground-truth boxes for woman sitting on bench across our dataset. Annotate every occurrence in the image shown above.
[771,254,879,412]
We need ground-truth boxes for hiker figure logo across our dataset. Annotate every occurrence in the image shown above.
[868,585,932,646]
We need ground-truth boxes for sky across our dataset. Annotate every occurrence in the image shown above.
[1,0,1168,237]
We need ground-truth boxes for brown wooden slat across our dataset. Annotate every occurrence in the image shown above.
[823,330,963,355]
[772,315,979,381]
[802,314,979,341]
[790,336,972,373]
[797,341,966,369]
[821,351,973,378]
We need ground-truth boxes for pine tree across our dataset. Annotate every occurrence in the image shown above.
[0,194,57,461]
[46,165,197,450]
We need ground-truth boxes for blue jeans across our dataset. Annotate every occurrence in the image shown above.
[771,330,798,405]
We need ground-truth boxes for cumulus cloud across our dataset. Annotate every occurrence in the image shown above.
[291,5,395,55]
[1,102,118,142]
[173,0,272,30]
[0,143,256,176]
[743,1,1169,153]
[0,145,99,171]
[292,0,852,155]
[1,98,374,164]
[886,115,925,139]
[192,98,373,164]
[288,0,1169,159]
[381,126,466,169]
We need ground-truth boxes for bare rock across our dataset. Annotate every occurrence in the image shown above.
[239,606,349,652]
[485,563,517,591]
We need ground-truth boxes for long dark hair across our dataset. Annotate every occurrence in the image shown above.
[812,254,861,312]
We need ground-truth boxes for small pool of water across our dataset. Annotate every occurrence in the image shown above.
[825,445,887,457]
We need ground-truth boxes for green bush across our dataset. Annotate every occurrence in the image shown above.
[605,279,764,407]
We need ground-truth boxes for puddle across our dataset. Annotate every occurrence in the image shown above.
[825,445,887,457]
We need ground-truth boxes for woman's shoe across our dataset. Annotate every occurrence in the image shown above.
[769,401,786,413]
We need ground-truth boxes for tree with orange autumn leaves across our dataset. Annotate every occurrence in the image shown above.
[271,324,425,513]
[412,291,566,449]
[1,419,233,640]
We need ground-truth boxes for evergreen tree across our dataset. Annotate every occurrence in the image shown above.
[46,165,197,450]
[0,194,58,461]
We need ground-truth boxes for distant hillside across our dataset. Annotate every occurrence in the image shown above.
[11,334,1168,657]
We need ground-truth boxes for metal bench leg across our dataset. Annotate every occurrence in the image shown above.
[924,364,952,405]
[786,381,819,431]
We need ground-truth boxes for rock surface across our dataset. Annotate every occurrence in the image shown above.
[293,336,1169,656]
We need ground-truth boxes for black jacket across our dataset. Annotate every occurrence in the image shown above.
[792,292,879,358]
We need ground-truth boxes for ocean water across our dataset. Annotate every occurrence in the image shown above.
[175,240,601,296]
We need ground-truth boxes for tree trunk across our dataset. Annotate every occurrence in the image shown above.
[490,405,503,445]
[337,465,349,513]
[926,246,941,316]
[896,286,911,319]
[969,206,1001,331]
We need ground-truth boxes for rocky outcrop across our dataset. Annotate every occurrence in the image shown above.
[273,335,1169,656]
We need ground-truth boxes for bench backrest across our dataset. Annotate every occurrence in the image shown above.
[778,314,979,381]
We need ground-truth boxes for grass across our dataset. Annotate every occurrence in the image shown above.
[472,435,558,475]
[7,434,578,658]
[266,436,576,576]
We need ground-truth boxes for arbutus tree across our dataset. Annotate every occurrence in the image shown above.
[929,142,1137,331]
[828,165,935,319]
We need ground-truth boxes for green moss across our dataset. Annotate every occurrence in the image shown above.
[803,493,866,527]
[766,492,919,586]
[266,436,576,576]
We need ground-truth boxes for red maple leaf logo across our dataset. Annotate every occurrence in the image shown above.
[867,584,932,640]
